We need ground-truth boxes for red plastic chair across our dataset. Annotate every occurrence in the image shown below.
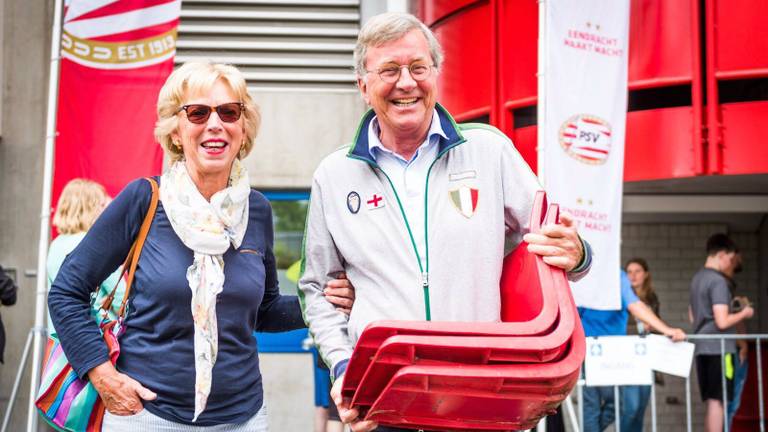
[365,326,584,431]
[349,258,580,407]
[342,192,565,396]
[341,192,586,430]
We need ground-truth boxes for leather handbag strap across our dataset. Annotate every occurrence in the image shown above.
[99,178,159,318]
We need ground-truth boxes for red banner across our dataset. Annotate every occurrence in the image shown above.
[52,0,180,229]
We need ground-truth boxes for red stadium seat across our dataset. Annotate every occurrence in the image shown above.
[341,191,586,430]
[365,326,585,431]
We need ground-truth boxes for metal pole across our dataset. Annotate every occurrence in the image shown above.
[758,338,765,432]
[721,338,729,432]
[704,0,723,173]
[578,380,584,432]
[686,376,692,432]
[28,0,64,430]
[614,386,621,432]
[536,0,547,187]
[690,0,705,175]
[651,382,657,432]
[2,330,34,432]
[564,395,580,432]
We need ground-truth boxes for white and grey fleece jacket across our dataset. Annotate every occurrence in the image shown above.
[298,104,592,380]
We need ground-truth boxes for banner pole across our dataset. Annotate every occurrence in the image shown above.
[536,0,547,186]
[28,0,64,430]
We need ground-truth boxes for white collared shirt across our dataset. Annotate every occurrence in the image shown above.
[367,109,447,268]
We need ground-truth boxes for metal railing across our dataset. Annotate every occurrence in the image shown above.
[573,334,767,432]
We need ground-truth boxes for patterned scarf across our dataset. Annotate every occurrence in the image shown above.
[160,160,250,421]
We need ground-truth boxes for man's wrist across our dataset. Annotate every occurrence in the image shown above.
[569,236,591,273]
[332,358,350,383]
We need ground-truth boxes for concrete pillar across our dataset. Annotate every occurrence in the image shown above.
[0,1,53,431]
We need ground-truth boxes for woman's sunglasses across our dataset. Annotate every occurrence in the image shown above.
[177,102,244,124]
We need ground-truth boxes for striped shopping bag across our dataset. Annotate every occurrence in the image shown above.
[35,322,121,431]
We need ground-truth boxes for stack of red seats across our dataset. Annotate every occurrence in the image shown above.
[341,191,586,431]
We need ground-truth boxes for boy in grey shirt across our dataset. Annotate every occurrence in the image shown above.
[689,233,753,432]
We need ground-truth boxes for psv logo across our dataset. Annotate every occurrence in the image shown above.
[558,114,612,165]
[61,0,180,69]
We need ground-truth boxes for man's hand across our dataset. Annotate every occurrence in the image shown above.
[664,328,686,342]
[88,361,156,415]
[324,272,355,315]
[523,212,584,271]
[331,376,377,432]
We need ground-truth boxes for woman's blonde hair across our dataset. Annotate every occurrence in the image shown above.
[53,179,110,235]
[154,61,261,163]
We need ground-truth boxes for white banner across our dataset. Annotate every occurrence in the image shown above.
[585,336,653,387]
[539,0,630,310]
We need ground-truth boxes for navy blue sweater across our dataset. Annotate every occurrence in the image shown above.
[49,178,305,425]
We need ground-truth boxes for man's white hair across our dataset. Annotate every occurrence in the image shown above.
[354,12,444,78]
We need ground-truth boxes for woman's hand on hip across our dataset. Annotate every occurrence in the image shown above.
[88,361,157,415]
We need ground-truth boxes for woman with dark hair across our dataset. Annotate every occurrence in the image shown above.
[622,257,660,432]
[627,258,660,320]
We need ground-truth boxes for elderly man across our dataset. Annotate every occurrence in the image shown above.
[299,12,592,432]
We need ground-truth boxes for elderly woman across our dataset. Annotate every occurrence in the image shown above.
[49,62,350,430]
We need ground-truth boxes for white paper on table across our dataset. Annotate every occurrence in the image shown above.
[645,334,695,378]
[585,336,653,386]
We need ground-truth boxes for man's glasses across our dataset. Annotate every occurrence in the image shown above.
[366,62,434,83]
[177,102,244,124]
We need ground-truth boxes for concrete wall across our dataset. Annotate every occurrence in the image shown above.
[0,0,5,137]
[245,90,366,189]
[259,353,315,432]
[0,1,52,431]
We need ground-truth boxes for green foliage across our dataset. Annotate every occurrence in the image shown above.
[270,200,309,269]
[274,242,298,269]
[271,200,308,231]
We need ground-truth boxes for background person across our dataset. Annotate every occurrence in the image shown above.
[722,251,750,428]
[299,12,593,432]
[46,178,120,331]
[580,270,686,432]
[0,264,18,364]
[622,257,664,432]
[49,61,347,431]
[689,233,754,432]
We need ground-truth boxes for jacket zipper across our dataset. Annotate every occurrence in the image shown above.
[349,142,459,321]
[374,167,431,320]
